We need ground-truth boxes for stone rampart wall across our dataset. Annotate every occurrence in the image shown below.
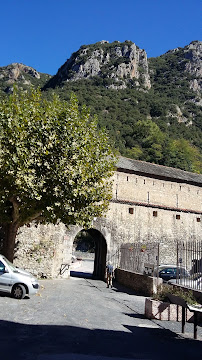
[13,169,202,278]
[112,172,201,212]
[14,222,71,278]
[103,201,201,264]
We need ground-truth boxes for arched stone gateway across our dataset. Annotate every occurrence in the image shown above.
[13,157,202,279]
[90,229,107,280]
[72,229,107,280]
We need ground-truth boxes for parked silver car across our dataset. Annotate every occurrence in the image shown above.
[0,254,39,299]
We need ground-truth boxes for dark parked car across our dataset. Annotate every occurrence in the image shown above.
[154,264,190,282]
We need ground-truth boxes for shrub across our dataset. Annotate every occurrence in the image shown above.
[153,284,197,305]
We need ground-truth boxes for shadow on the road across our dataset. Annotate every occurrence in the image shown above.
[0,319,202,360]
[112,281,143,296]
[124,313,147,320]
[0,291,31,300]
[0,291,11,298]
[70,270,93,279]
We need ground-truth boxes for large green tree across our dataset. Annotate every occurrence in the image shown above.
[163,138,202,173]
[0,89,115,261]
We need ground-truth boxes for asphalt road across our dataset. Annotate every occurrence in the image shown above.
[0,260,202,360]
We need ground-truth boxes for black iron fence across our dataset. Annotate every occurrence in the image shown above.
[119,242,159,275]
[108,240,202,292]
[108,242,159,275]
[176,241,202,291]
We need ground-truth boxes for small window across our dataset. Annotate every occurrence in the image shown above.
[127,176,129,181]
[153,211,158,217]
[129,208,134,214]
[144,179,145,184]
[197,218,201,223]
[176,214,180,220]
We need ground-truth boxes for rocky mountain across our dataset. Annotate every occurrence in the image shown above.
[1,40,201,99]
[44,40,151,90]
[0,40,201,172]
[149,40,202,105]
[184,41,202,94]
[43,40,202,100]
[0,63,51,95]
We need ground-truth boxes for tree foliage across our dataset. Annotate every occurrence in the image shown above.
[163,139,202,173]
[0,88,116,260]
[42,76,202,173]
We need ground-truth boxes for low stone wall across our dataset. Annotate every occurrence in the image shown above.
[115,268,162,296]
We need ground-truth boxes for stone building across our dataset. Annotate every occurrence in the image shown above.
[14,157,202,279]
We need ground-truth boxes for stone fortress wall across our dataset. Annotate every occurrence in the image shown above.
[106,168,201,265]
[14,157,202,278]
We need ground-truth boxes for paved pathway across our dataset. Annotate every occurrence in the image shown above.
[0,261,202,360]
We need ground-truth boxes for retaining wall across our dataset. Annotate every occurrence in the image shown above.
[115,268,162,296]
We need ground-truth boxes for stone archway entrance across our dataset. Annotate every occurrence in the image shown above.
[89,229,107,280]
[73,228,107,280]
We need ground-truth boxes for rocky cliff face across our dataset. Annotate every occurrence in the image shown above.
[164,41,202,96]
[0,63,51,93]
[184,41,202,94]
[1,41,201,97]
[45,40,151,90]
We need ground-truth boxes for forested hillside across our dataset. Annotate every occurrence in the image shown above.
[0,40,201,173]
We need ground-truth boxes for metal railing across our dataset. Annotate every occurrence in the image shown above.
[176,241,202,291]
[108,242,159,275]
[107,240,202,291]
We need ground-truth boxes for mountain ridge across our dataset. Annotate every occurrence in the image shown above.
[0,40,201,173]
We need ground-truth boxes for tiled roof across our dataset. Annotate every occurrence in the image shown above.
[117,157,202,185]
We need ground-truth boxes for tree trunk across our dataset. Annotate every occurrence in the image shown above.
[2,222,19,262]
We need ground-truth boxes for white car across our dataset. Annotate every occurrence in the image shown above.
[0,254,39,299]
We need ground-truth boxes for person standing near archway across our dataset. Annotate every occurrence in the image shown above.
[106,262,114,288]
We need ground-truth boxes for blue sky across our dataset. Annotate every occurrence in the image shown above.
[1,0,201,75]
